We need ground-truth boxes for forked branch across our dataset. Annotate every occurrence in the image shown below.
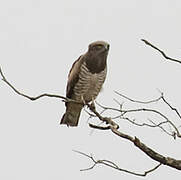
[73,150,162,176]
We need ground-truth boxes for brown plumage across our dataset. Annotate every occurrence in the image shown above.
[60,41,110,126]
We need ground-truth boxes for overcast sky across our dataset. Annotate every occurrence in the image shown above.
[1,0,181,179]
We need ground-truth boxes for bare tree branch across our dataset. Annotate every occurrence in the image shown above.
[161,96,181,120]
[2,65,181,174]
[110,127,181,170]
[95,99,181,139]
[121,116,174,137]
[73,150,162,177]
[120,107,181,138]
[148,118,174,137]
[115,90,163,104]
[115,89,181,123]
[141,39,181,64]
[95,90,181,139]
[0,66,67,101]
[86,104,181,171]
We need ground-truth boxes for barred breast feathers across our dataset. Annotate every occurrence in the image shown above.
[74,62,107,102]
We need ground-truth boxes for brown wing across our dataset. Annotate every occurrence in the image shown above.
[66,55,84,99]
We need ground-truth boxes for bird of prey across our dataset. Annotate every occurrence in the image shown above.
[60,41,110,126]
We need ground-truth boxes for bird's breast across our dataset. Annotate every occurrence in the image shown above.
[73,62,107,102]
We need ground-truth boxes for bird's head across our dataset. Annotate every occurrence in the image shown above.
[88,41,110,55]
[85,41,109,73]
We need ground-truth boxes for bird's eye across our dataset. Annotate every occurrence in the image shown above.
[96,45,102,49]
[89,45,102,51]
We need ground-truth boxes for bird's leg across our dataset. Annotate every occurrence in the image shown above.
[90,97,96,110]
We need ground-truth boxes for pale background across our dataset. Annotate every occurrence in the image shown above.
[1,0,181,179]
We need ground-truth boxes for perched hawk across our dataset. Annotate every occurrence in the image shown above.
[60,41,109,126]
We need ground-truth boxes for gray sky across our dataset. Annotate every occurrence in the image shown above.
[1,0,181,179]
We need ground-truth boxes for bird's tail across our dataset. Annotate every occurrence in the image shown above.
[60,102,83,127]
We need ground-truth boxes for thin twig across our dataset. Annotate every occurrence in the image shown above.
[141,39,181,64]
[161,96,181,120]
[0,66,66,101]
[115,90,163,104]
[95,101,122,112]
[122,116,167,128]
[148,118,174,137]
[74,150,162,176]
[119,115,174,138]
